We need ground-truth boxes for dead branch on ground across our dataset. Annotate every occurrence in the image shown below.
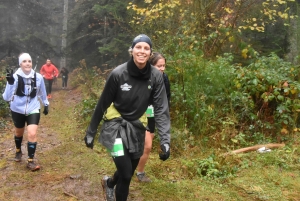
[222,143,285,156]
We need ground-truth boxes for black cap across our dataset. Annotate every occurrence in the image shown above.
[131,34,152,48]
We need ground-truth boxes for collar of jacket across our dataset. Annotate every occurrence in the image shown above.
[127,57,151,80]
[16,68,35,78]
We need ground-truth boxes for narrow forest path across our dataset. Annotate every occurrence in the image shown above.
[0,79,108,201]
[1,78,145,201]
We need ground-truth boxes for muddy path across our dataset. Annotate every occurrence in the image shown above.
[0,80,107,201]
[0,78,145,201]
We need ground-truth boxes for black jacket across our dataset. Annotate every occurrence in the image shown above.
[60,68,69,77]
[86,58,170,149]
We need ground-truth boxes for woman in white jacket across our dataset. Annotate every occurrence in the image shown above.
[2,53,49,171]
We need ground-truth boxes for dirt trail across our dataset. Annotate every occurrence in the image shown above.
[0,80,107,201]
[0,78,145,201]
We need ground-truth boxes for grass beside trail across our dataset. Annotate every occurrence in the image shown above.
[27,85,300,201]
[38,86,117,200]
[135,149,300,201]
[0,85,114,201]
[1,81,300,201]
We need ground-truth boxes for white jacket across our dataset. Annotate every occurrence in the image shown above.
[2,68,49,115]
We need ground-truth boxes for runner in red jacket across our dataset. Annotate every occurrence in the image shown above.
[40,59,59,99]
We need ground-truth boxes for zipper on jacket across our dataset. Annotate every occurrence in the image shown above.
[24,96,29,115]
[24,79,30,115]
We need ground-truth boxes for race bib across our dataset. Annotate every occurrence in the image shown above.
[146,105,154,117]
[110,138,124,157]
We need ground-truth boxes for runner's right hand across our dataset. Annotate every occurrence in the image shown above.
[84,134,94,149]
[6,69,14,85]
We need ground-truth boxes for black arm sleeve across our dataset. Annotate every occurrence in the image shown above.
[153,73,171,145]
[86,71,118,137]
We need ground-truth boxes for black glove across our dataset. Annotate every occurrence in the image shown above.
[159,143,170,161]
[6,69,15,85]
[84,134,94,149]
[43,105,49,115]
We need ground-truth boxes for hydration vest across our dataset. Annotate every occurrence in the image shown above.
[15,73,37,98]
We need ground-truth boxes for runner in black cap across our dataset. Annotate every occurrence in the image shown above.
[84,34,171,201]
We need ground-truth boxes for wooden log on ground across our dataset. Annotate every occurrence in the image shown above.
[222,143,285,156]
[63,191,78,199]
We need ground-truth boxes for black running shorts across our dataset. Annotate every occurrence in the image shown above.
[146,117,155,133]
[11,110,40,128]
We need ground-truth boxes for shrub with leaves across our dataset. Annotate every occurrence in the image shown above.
[70,59,109,98]
[168,51,300,150]
[72,59,110,128]
[168,52,237,138]
[0,60,10,118]
[234,53,300,141]
[181,154,237,179]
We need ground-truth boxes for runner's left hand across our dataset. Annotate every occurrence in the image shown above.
[43,105,49,115]
[159,143,170,161]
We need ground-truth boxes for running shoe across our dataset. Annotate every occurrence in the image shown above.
[101,176,115,201]
[27,160,41,171]
[137,172,151,182]
[14,151,22,162]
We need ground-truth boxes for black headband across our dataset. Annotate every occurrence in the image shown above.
[131,34,152,48]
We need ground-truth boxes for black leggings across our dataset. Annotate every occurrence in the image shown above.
[109,148,140,201]
[62,76,68,87]
[44,79,53,95]
[11,111,40,128]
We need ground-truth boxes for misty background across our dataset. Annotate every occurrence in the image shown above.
[1,0,300,71]
[0,0,134,72]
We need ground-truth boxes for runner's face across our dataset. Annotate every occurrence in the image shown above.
[20,59,32,74]
[46,60,51,66]
[132,42,151,69]
[154,58,166,73]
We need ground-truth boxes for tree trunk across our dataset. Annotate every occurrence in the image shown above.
[60,0,69,69]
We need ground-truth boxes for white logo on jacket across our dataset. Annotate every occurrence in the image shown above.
[120,83,132,91]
